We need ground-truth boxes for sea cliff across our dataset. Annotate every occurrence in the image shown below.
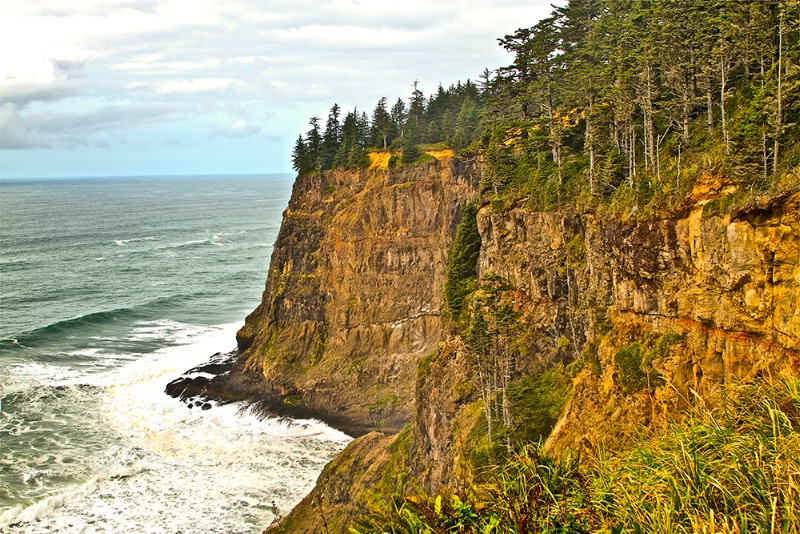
[227,158,480,436]
[211,155,799,533]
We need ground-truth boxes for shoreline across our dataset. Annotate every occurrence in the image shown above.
[165,352,371,438]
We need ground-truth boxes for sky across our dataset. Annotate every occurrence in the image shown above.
[0,1,556,178]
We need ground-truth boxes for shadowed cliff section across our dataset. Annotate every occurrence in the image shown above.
[224,158,480,436]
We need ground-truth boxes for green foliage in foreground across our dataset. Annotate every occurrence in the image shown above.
[352,378,800,534]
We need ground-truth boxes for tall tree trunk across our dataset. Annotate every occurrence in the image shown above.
[762,131,769,184]
[646,64,656,173]
[682,79,691,143]
[585,95,595,193]
[774,7,784,180]
[721,56,730,154]
[706,75,714,133]
[547,98,563,187]
[631,125,637,180]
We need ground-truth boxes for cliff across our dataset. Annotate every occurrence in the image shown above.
[232,158,480,436]
[247,160,798,532]
[411,176,800,495]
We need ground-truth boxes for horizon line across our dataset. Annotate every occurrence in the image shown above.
[0,172,297,182]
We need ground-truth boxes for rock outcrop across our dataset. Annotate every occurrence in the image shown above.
[548,185,800,451]
[411,178,800,492]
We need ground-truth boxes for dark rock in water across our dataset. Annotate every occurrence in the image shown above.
[165,351,236,407]
[166,376,207,399]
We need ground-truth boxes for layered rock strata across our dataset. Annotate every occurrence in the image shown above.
[231,159,480,435]
[412,180,800,492]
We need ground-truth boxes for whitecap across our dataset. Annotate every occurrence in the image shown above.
[113,236,158,246]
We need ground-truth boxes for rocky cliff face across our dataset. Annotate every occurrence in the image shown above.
[411,176,799,493]
[234,159,479,436]
[547,182,800,451]
[236,159,798,532]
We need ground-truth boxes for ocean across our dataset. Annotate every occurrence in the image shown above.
[0,175,351,533]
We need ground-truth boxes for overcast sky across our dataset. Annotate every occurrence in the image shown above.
[1,1,555,178]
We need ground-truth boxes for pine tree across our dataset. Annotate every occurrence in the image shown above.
[370,97,392,149]
[390,98,407,141]
[291,135,309,174]
[305,117,322,174]
[321,104,341,171]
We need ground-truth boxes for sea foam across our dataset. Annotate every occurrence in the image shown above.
[1,322,351,533]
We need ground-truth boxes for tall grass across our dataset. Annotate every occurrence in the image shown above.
[351,378,800,533]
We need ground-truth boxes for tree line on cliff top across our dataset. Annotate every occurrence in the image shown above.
[291,79,483,174]
[292,0,798,210]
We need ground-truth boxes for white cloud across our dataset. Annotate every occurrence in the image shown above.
[0,103,50,149]
[0,0,557,174]
[209,120,261,139]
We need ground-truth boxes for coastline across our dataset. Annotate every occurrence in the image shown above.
[165,352,371,438]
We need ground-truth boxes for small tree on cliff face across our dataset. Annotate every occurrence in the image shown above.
[443,203,481,325]
[468,295,520,449]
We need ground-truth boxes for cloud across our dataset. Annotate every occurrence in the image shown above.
[52,58,89,78]
[209,120,261,139]
[0,103,50,149]
[0,0,557,174]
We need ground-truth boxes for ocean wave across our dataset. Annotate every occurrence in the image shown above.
[112,236,158,246]
[175,238,210,248]
[0,464,151,528]
[2,295,208,350]
[1,383,104,414]
[126,319,211,344]
[0,323,350,534]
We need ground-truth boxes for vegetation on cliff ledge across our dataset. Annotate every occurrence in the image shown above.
[294,0,798,218]
[443,203,482,325]
[353,378,800,534]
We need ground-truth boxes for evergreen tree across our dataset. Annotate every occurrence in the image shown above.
[305,117,322,174]
[370,97,392,149]
[390,98,407,141]
[291,134,309,174]
[288,0,797,190]
[320,104,341,171]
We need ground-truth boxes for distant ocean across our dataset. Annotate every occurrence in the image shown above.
[0,175,350,533]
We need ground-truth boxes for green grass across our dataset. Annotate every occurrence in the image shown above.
[351,378,800,534]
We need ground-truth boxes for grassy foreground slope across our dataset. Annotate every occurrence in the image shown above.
[354,378,800,534]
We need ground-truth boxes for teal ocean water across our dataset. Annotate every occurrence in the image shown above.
[0,176,350,533]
